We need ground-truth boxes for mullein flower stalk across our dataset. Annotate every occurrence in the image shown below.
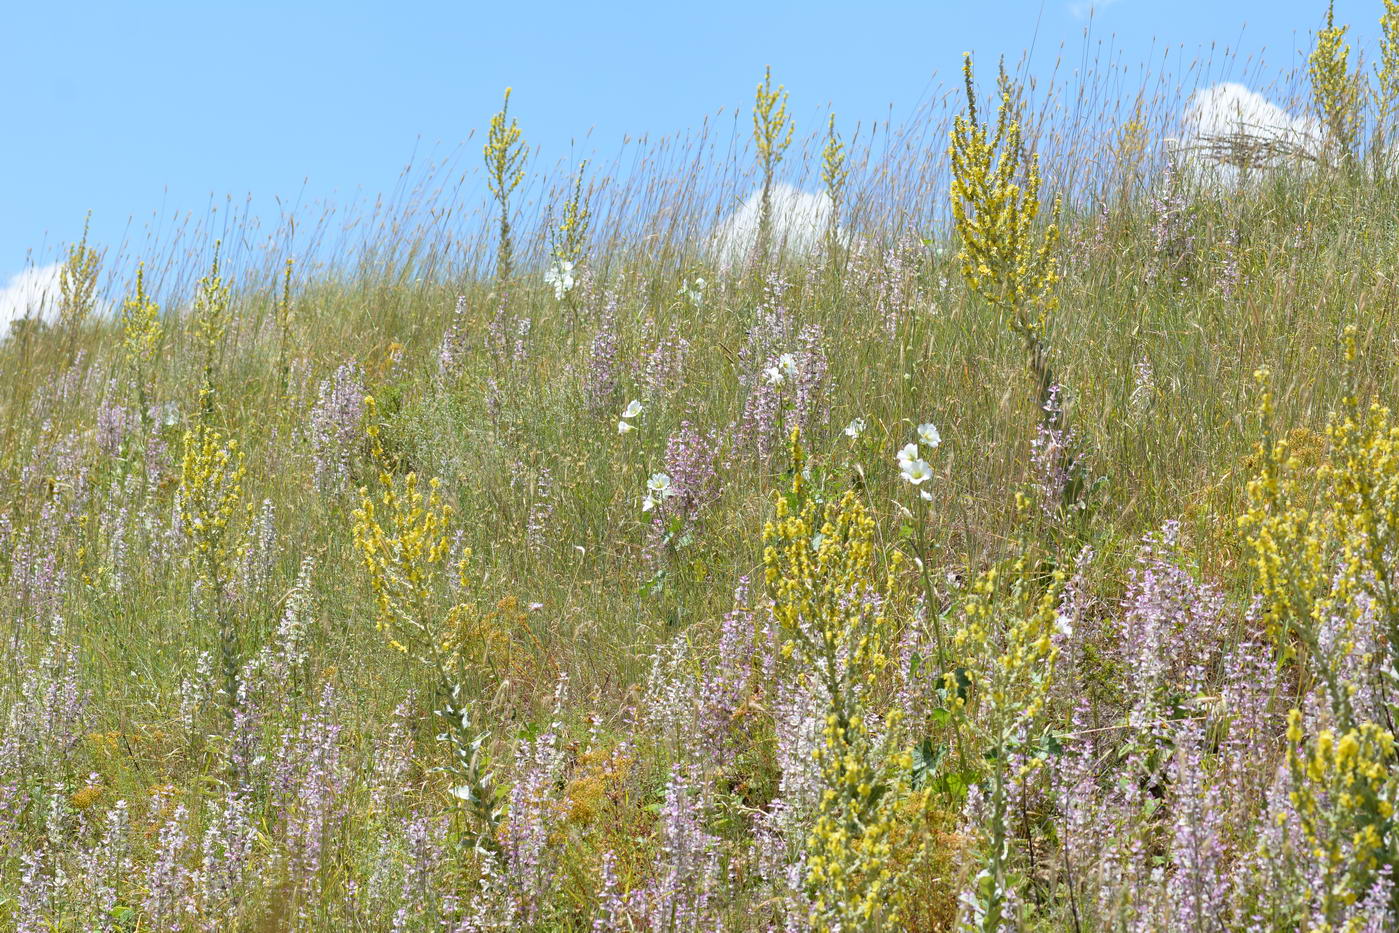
[485,87,528,290]
[764,429,911,930]
[120,264,162,430]
[193,242,231,420]
[1240,340,1399,916]
[953,557,1069,932]
[351,396,502,852]
[276,257,294,396]
[753,66,794,273]
[179,411,247,746]
[59,213,99,346]
[821,114,847,266]
[551,160,591,325]
[1310,1,1361,163]
[949,53,1062,417]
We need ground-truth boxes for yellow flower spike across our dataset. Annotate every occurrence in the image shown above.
[760,429,915,930]
[484,86,529,283]
[1310,0,1361,160]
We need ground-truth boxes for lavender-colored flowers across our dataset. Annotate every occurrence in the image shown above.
[586,292,620,415]
[308,360,366,494]
[1029,382,1088,517]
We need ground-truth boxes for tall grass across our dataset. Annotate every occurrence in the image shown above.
[5,7,1399,930]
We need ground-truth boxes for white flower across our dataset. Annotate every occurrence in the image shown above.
[900,458,934,485]
[844,417,867,439]
[896,442,919,467]
[643,473,673,513]
[647,472,673,498]
[678,277,706,304]
[917,423,941,449]
[622,399,643,419]
[919,489,933,501]
[764,365,785,386]
[617,420,634,434]
[544,260,576,299]
[1055,613,1073,638]
[777,352,798,379]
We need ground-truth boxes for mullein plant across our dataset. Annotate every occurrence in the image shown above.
[950,558,1069,931]
[275,258,294,396]
[1369,0,1399,177]
[821,114,848,271]
[949,53,1062,408]
[120,263,163,430]
[1239,334,1399,922]
[179,411,247,744]
[484,87,528,291]
[58,213,99,342]
[350,396,502,853]
[753,66,795,273]
[763,430,914,931]
[549,163,590,282]
[192,242,231,419]
[1311,1,1362,164]
[949,54,1086,521]
[546,161,590,329]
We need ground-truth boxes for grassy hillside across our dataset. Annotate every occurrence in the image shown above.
[6,17,1399,930]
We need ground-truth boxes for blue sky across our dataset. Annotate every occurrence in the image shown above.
[0,0,1377,290]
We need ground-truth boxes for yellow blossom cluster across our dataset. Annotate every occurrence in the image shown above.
[59,214,99,330]
[193,243,231,394]
[1310,1,1361,158]
[951,557,1067,931]
[954,559,1064,728]
[752,66,794,268]
[1285,711,1396,928]
[351,396,475,670]
[552,161,591,269]
[484,87,528,283]
[120,264,162,388]
[763,430,909,930]
[948,53,1060,343]
[1241,336,1399,918]
[179,424,246,573]
[1241,349,1399,718]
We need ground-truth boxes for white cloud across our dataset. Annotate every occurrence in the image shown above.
[708,183,840,272]
[0,262,115,335]
[0,263,64,333]
[1172,83,1326,188]
[1069,0,1120,19]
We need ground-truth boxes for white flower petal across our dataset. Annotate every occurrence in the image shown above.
[900,458,933,485]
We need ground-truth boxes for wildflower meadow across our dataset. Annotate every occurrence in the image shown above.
[9,2,1399,929]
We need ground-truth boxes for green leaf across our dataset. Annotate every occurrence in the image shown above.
[912,738,947,790]
[938,768,980,800]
